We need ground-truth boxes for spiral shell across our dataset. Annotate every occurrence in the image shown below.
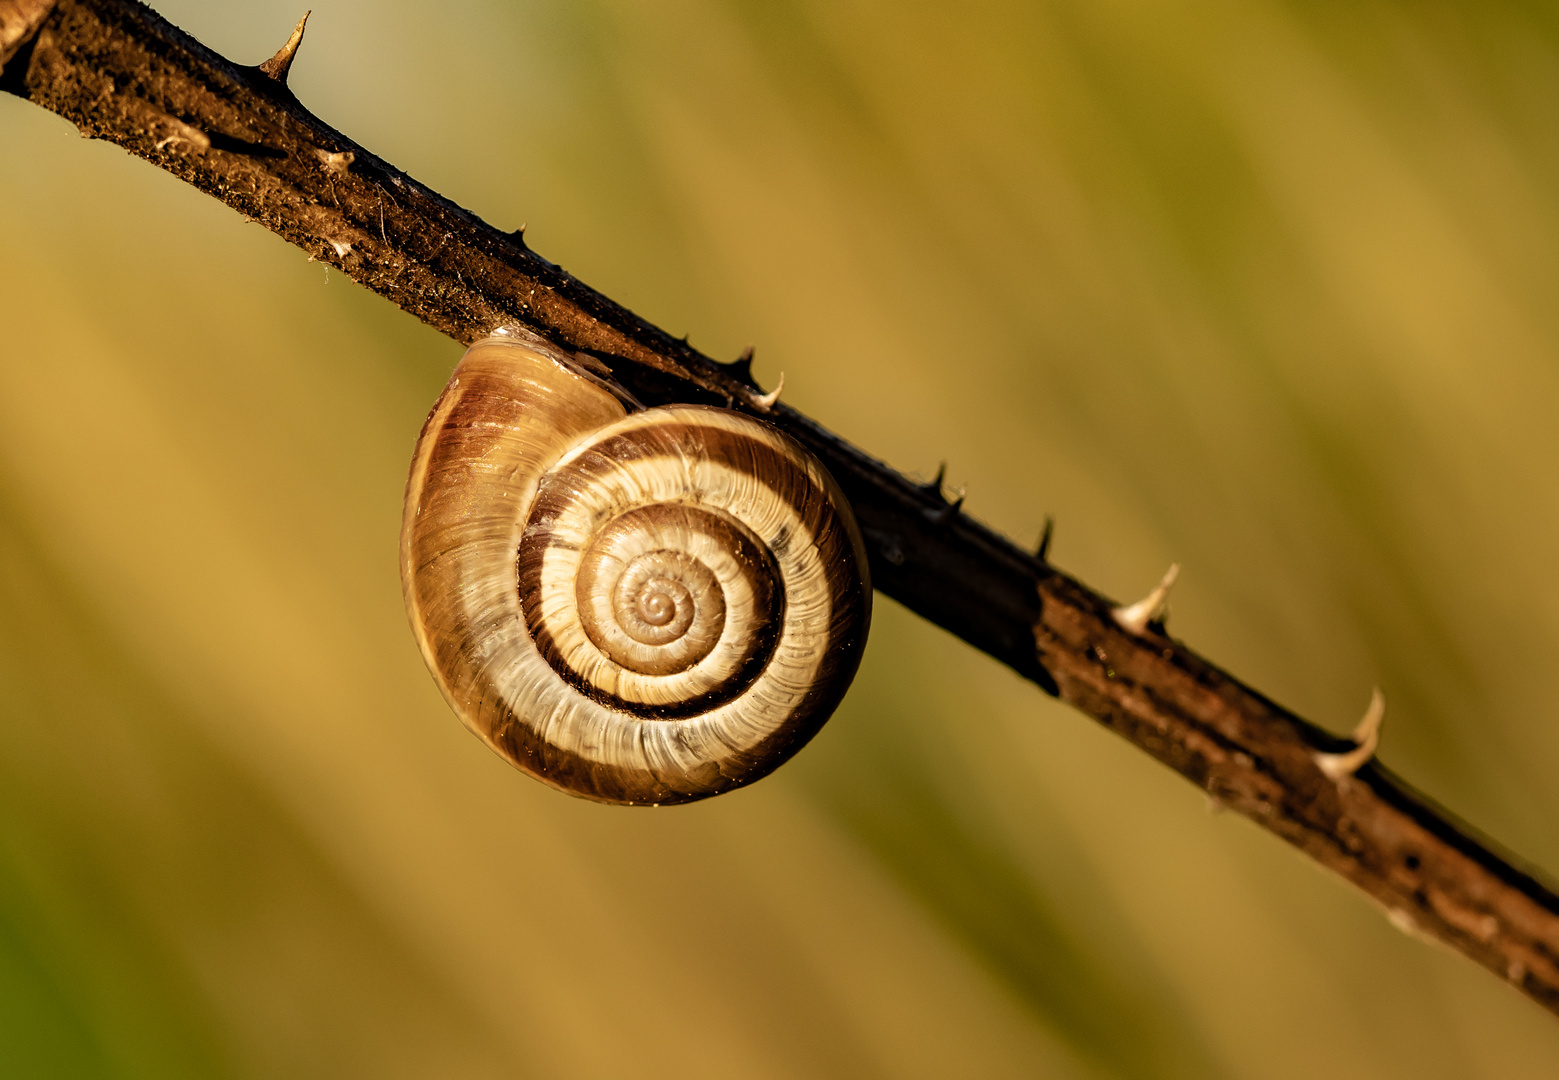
[401,333,871,805]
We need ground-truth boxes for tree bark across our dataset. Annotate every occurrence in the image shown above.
[5,0,1558,1017]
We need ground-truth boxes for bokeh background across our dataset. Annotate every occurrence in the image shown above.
[3,0,1559,1075]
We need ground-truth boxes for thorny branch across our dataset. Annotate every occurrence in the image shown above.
[5,0,1559,1017]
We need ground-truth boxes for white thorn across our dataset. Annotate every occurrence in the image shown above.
[751,372,784,412]
[1111,563,1179,635]
[1314,688,1385,781]
[260,11,310,83]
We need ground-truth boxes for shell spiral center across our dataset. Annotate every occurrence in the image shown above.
[522,499,783,716]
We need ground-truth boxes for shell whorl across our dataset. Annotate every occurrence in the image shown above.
[401,334,871,805]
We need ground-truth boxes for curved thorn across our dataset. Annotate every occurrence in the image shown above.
[932,493,965,525]
[259,11,310,84]
[723,345,757,384]
[1112,563,1180,635]
[921,462,948,500]
[714,346,760,390]
[750,372,783,412]
[1314,688,1386,781]
[1037,515,1055,561]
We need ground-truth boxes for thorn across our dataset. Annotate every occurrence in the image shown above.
[259,12,310,84]
[750,373,784,412]
[921,462,948,500]
[930,493,965,525]
[1037,515,1055,561]
[1314,688,1385,781]
[509,223,528,247]
[723,346,757,386]
[1112,563,1179,635]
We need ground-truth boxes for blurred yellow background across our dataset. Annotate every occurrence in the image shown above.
[3,0,1559,1075]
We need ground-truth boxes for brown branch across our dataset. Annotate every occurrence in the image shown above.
[4,0,1558,1017]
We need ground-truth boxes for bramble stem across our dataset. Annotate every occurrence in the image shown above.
[5,0,1557,1017]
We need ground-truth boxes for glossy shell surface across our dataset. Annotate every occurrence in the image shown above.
[401,335,871,804]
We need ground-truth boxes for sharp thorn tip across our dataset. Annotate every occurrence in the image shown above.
[750,372,783,412]
[933,495,965,525]
[1037,515,1055,561]
[921,462,949,500]
[1111,563,1180,635]
[259,11,310,84]
[1314,688,1386,781]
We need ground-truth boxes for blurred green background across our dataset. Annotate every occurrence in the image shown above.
[3,0,1559,1075]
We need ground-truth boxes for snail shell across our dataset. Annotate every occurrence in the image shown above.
[401,332,872,805]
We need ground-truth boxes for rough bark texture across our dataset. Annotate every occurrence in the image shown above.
[4,0,1557,1017]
